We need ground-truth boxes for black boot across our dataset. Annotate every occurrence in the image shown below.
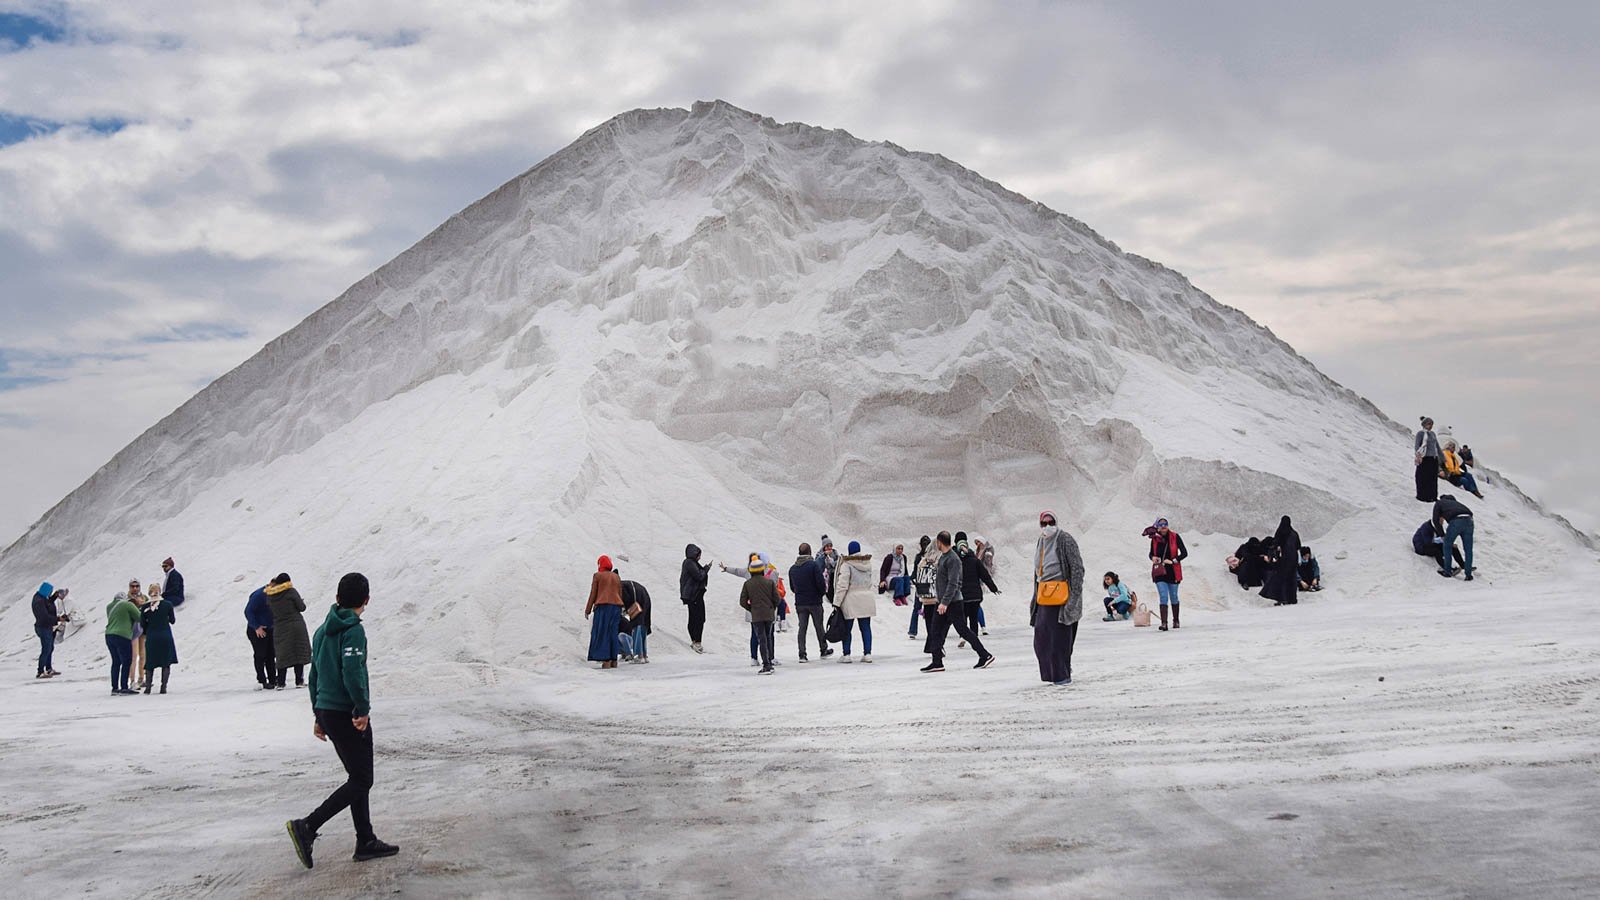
[1159,605,1169,632]
[353,837,400,862]
[1172,604,1180,629]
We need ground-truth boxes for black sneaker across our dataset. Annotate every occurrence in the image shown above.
[821,648,835,657]
[976,655,997,669]
[920,662,945,673]
[353,838,400,862]
[286,819,316,869]
[759,666,774,675]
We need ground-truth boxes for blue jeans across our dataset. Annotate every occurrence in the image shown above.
[842,618,873,656]
[1459,470,1480,494]
[1442,517,1474,575]
[631,625,647,657]
[1156,582,1180,606]
[106,634,132,691]
[35,625,55,674]
[977,605,986,628]
[908,601,922,635]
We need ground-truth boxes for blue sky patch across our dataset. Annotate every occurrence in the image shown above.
[0,11,65,51]
[0,113,129,148]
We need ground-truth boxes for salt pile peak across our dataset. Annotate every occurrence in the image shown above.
[1,100,1587,671]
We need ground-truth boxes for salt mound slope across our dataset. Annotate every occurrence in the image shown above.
[2,100,1588,676]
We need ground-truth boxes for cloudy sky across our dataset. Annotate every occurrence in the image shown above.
[2,0,1596,545]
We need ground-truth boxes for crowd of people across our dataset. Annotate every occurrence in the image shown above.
[1413,417,1481,580]
[30,557,187,692]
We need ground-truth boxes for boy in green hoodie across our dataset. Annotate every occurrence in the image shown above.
[286,573,399,869]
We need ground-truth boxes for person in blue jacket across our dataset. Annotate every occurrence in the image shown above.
[246,584,277,689]
[32,582,64,678]
[161,557,185,607]
[788,543,833,662]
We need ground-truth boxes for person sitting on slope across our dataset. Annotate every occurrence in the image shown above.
[1297,547,1322,592]
[1441,440,1484,499]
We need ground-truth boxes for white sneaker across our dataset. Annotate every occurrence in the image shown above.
[839,655,854,664]
[751,659,760,667]
[692,642,704,654]
[861,654,874,664]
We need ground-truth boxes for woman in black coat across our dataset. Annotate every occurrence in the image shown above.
[1234,537,1265,588]
[1260,517,1301,606]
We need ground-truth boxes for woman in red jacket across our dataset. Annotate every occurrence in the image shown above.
[1145,517,1188,632]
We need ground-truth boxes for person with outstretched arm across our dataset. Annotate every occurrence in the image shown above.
[286,573,399,869]
[679,544,711,654]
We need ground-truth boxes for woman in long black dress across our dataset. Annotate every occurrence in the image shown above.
[1260,517,1301,606]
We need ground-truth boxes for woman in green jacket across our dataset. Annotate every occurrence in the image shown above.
[105,584,142,695]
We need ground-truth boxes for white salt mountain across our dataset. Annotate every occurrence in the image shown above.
[1,100,1587,674]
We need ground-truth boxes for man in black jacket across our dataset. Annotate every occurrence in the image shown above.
[1432,495,1475,580]
[679,544,711,653]
[953,532,1000,642]
[788,544,833,662]
[31,581,63,678]
[161,557,185,607]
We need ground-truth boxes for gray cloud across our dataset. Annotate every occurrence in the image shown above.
[0,0,1597,543]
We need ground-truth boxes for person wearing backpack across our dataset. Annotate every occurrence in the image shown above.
[1032,510,1084,685]
[1145,517,1188,631]
[832,541,877,663]
[789,544,833,662]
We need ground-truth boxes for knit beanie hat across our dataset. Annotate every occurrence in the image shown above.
[336,572,369,609]
[847,540,861,554]
[597,555,613,572]
[820,535,832,549]
[747,552,765,574]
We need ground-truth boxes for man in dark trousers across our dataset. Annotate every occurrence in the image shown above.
[680,544,711,654]
[788,543,834,662]
[286,573,398,869]
[32,581,64,678]
[1433,494,1476,580]
[925,532,994,672]
[160,557,185,607]
[245,584,276,689]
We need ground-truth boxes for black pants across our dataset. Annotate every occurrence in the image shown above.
[965,603,983,636]
[247,626,276,685]
[931,604,988,664]
[752,622,775,667]
[686,598,706,644]
[796,606,826,657]
[307,708,376,844]
[1416,457,1439,502]
[277,663,305,687]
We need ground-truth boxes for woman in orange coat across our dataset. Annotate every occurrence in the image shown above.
[585,556,625,669]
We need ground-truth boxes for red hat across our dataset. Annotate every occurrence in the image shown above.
[1039,510,1056,524]
[597,555,613,572]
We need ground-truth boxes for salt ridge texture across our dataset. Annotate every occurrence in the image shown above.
[1,100,1590,678]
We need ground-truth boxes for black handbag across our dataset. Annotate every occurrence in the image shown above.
[824,608,849,644]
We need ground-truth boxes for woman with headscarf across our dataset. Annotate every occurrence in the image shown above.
[1414,417,1442,503]
[1031,510,1084,685]
[1145,517,1188,631]
[586,556,625,669]
[1260,517,1302,606]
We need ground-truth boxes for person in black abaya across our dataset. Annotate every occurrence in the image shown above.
[1234,537,1265,589]
[1260,517,1301,606]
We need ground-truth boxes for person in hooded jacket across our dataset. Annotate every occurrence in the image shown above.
[832,541,876,663]
[1032,510,1085,685]
[286,572,399,869]
[585,556,625,669]
[31,581,64,679]
[953,531,1000,644]
[246,583,277,690]
[1260,517,1302,606]
[1145,518,1188,631]
[679,544,711,653]
[789,544,833,662]
[267,574,313,689]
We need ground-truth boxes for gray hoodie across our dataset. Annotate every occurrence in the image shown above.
[934,549,964,606]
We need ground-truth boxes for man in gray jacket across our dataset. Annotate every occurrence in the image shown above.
[924,531,994,672]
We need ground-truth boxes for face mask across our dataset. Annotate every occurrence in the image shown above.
[1041,524,1059,538]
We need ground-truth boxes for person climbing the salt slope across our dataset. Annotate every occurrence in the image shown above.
[1414,417,1442,503]
[160,556,185,607]
[246,582,277,690]
[721,553,783,666]
[953,531,1000,647]
[585,556,625,669]
[878,542,909,607]
[1102,572,1135,621]
[140,583,179,694]
[1433,494,1476,581]
[286,572,400,869]
[1260,517,1302,606]
[739,554,780,674]
[926,531,994,672]
[1032,511,1083,685]
[105,583,142,695]
[1411,520,1465,570]
[31,581,65,679]
[1297,547,1323,592]
[1441,440,1484,499]
[789,543,833,662]
[831,541,876,663]
[679,544,711,654]
[909,535,935,639]
[267,574,313,690]
[1145,518,1187,630]
[974,536,996,633]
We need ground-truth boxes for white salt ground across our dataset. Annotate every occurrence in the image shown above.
[3,561,1597,898]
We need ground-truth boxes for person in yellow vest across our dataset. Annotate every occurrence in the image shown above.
[1442,440,1484,498]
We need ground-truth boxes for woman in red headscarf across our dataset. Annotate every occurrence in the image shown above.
[585,556,625,668]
